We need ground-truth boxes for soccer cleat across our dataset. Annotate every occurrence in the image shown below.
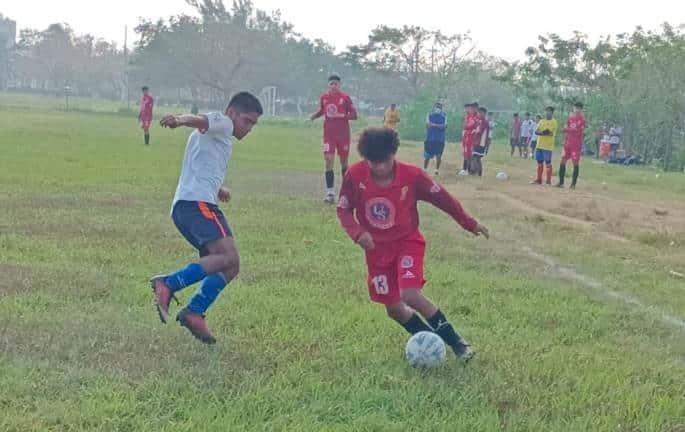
[323,192,336,205]
[150,275,180,324]
[453,342,475,362]
[529,179,542,185]
[177,308,216,344]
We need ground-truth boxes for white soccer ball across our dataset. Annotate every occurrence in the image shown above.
[457,169,469,176]
[405,331,447,368]
[496,171,508,180]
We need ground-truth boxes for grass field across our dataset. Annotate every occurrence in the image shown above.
[1,95,684,431]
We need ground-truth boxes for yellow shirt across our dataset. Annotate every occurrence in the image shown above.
[535,118,558,151]
[384,108,400,129]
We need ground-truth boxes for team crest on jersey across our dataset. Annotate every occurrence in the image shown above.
[400,186,408,201]
[359,182,366,190]
[365,197,396,230]
[401,255,414,268]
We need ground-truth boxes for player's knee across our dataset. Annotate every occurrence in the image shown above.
[221,253,240,280]
[385,302,409,322]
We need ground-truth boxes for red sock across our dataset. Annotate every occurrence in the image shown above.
[536,164,544,182]
[546,165,553,183]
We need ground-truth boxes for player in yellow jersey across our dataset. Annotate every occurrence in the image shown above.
[531,106,558,185]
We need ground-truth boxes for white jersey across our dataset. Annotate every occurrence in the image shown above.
[521,119,536,138]
[172,112,234,209]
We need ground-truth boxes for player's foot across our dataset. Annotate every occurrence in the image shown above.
[177,308,216,344]
[453,342,475,362]
[323,192,336,205]
[530,179,542,185]
[555,183,565,188]
[545,181,552,186]
[150,275,180,324]
[434,169,439,177]
[569,184,576,190]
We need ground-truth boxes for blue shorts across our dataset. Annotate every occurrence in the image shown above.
[424,140,445,159]
[535,149,553,164]
[172,200,232,257]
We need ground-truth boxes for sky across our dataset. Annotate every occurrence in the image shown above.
[2,0,683,60]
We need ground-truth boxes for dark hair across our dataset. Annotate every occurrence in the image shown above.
[513,112,519,116]
[525,112,531,116]
[141,86,149,91]
[472,102,480,108]
[536,114,542,119]
[545,106,555,112]
[479,107,487,113]
[328,74,341,82]
[358,127,399,162]
[227,91,263,115]
[574,101,584,109]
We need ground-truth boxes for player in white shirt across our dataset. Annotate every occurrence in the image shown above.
[150,92,263,344]
[520,112,536,159]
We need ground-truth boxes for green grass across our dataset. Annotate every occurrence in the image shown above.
[1,95,684,431]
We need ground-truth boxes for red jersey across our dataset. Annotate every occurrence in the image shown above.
[337,161,479,244]
[139,94,154,120]
[318,91,356,135]
[475,116,489,147]
[511,118,522,139]
[564,114,586,148]
[462,113,479,146]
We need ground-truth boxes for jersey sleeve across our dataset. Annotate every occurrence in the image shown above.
[205,112,234,138]
[346,96,357,120]
[337,172,363,242]
[415,171,479,233]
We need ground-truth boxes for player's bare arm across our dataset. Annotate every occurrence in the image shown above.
[218,187,231,203]
[159,114,209,130]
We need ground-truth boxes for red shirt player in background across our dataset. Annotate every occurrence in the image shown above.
[337,127,489,362]
[557,101,586,189]
[460,102,480,175]
[139,86,154,145]
[310,75,358,204]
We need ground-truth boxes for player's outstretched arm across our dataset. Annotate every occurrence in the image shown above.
[415,172,488,238]
[159,114,209,130]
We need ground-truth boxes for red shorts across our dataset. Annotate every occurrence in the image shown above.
[323,130,351,157]
[140,118,152,130]
[364,231,426,305]
[561,145,582,163]
[600,142,611,158]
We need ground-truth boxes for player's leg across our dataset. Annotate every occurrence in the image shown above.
[570,151,581,189]
[423,142,432,171]
[337,130,351,179]
[397,235,473,360]
[545,156,553,185]
[323,146,336,204]
[385,301,432,334]
[510,138,516,156]
[557,150,568,187]
[531,150,544,184]
[177,234,239,344]
[434,141,445,176]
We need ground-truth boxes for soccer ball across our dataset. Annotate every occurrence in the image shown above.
[495,171,508,180]
[405,331,447,368]
[457,169,469,177]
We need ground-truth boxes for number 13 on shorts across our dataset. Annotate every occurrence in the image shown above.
[372,275,389,295]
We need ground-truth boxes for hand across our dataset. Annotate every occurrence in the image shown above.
[356,232,375,251]
[160,115,181,128]
[218,187,231,203]
[474,224,490,239]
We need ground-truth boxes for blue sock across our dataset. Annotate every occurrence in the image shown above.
[187,273,228,314]
[164,263,206,293]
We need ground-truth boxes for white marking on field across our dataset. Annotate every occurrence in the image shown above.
[522,246,685,331]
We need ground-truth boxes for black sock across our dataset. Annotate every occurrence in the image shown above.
[341,166,347,178]
[558,163,566,185]
[427,309,467,353]
[325,170,334,189]
[401,313,433,335]
[463,160,468,171]
[571,165,579,186]
[144,133,150,145]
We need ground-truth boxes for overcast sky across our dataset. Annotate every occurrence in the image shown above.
[3,0,683,60]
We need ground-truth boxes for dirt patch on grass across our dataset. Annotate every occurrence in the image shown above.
[0,264,35,295]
